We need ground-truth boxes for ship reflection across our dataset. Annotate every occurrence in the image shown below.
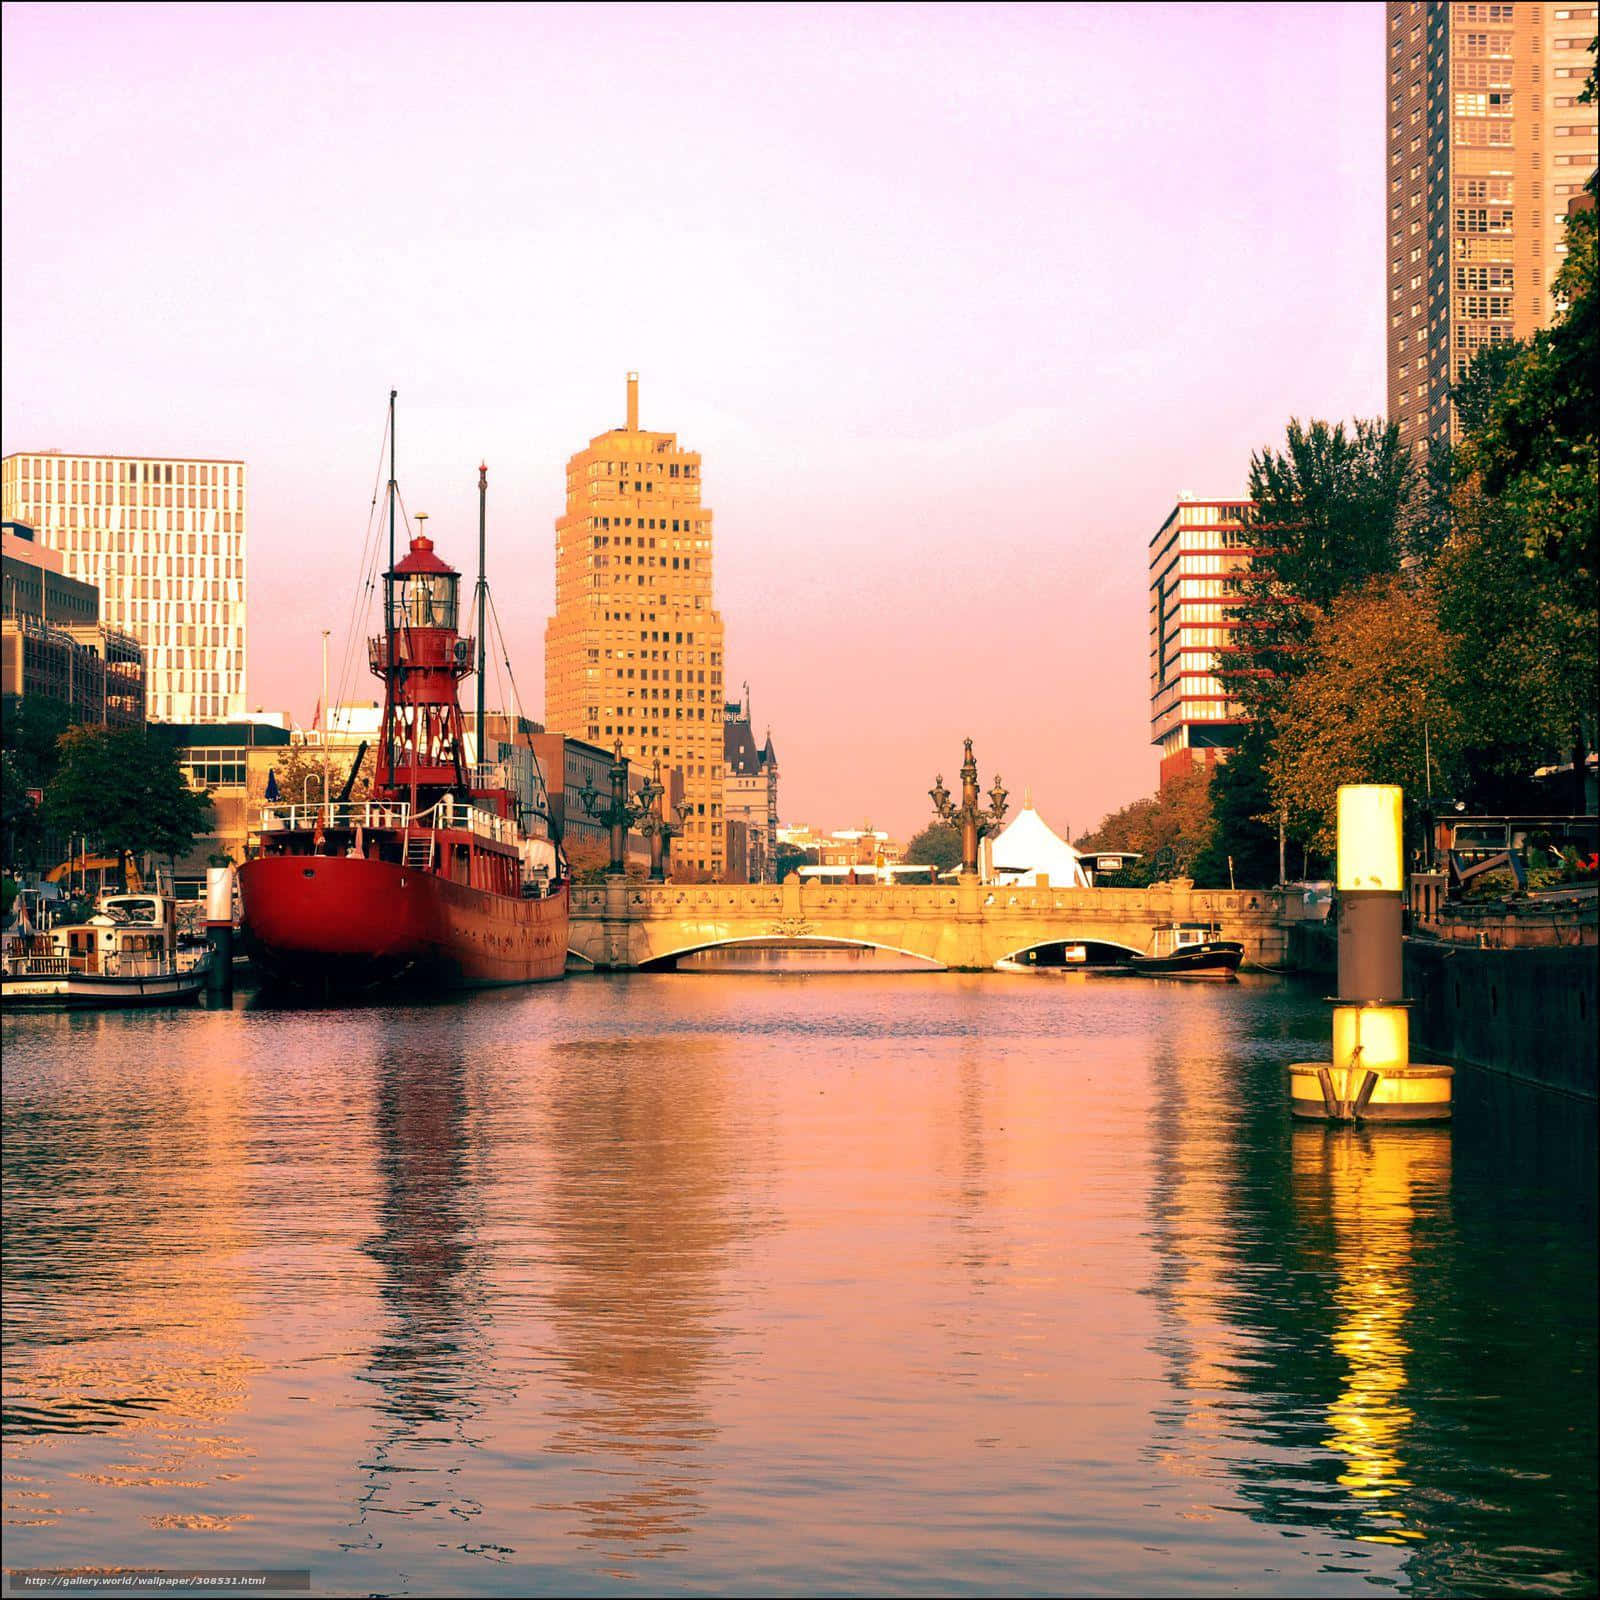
[537,1035,748,1565]
[349,1035,501,1549]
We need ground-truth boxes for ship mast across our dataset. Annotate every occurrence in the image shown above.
[386,388,397,789]
[476,462,487,783]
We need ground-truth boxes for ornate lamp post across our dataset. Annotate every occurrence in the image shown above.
[637,758,686,881]
[930,737,1008,877]
[576,739,656,875]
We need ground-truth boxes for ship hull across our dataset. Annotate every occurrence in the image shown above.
[238,854,569,993]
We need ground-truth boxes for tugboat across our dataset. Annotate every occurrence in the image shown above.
[1124,920,1243,978]
[238,396,568,994]
[2,885,209,1009]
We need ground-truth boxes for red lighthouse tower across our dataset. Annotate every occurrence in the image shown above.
[372,531,474,805]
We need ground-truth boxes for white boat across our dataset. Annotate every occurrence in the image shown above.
[2,889,209,1010]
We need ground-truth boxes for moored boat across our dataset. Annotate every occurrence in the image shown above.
[2,889,209,1009]
[238,398,568,995]
[1124,921,1243,978]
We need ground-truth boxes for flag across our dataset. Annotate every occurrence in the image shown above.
[310,698,321,733]
[264,768,280,802]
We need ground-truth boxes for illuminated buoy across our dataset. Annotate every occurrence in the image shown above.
[1287,785,1453,1123]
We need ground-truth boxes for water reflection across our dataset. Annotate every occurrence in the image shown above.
[350,1031,503,1550]
[3,982,1593,1595]
[537,1035,755,1563]
[1294,1125,1449,1546]
[2,1013,258,1532]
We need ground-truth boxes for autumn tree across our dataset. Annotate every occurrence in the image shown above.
[1075,765,1216,884]
[1265,576,1460,856]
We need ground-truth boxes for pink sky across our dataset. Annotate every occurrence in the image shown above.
[0,3,1384,842]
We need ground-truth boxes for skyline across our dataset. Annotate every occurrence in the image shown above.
[1,2,1386,841]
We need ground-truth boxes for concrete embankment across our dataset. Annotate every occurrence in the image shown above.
[1405,940,1596,1101]
[1287,918,1596,1100]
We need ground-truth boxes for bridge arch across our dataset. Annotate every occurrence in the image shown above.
[637,933,947,972]
[996,935,1142,969]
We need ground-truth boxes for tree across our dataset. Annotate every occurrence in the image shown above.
[263,741,370,807]
[901,823,961,874]
[1453,157,1597,612]
[772,841,817,881]
[1075,765,1216,884]
[1265,576,1461,857]
[2,697,75,872]
[1190,723,1285,889]
[1432,490,1597,811]
[45,726,213,873]
[1222,417,1419,718]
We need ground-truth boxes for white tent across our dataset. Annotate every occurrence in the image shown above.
[985,800,1092,888]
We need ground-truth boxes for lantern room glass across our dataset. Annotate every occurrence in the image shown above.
[386,571,459,631]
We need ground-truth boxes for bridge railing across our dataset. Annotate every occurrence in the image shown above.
[569,881,1287,918]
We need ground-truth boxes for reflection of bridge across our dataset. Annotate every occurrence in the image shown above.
[569,876,1295,971]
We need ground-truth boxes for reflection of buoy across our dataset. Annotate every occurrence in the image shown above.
[1288,786,1453,1124]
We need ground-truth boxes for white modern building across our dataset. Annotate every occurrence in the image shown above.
[1,450,247,722]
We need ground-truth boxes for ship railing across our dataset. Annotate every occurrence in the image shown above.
[428,795,519,847]
[258,800,414,833]
[102,952,203,978]
[256,796,518,847]
[3,954,71,977]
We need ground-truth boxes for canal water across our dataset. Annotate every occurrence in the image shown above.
[3,974,1595,1596]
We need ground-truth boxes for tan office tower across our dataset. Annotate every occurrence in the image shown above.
[1386,2,1598,452]
[545,375,727,879]
[1,451,247,722]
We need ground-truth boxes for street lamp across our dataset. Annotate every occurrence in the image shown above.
[637,758,686,881]
[930,736,1008,877]
[576,738,656,874]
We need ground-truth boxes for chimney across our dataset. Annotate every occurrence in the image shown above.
[627,371,639,431]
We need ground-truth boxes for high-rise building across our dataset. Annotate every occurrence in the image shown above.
[1,450,247,723]
[1149,496,1256,788]
[544,374,727,879]
[1386,1,1598,452]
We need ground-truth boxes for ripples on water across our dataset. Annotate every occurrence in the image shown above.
[3,975,1595,1596]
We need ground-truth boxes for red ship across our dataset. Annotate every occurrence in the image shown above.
[240,402,568,992]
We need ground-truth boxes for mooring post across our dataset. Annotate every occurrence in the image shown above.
[1286,785,1452,1122]
[205,864,234,1002]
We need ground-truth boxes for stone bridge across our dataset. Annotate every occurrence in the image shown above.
[568,876,1297,971]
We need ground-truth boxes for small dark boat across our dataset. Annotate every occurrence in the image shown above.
[1124,921,1243,978]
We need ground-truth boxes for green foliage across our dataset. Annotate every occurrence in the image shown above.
[1190,724,1285,888]
[772,841,817,881]
[1432,492,1597,810]
[45,726,214,866]
[1222,418,1419,721]
[1245,416,1417,608]
[1454,92,1597,612]
[901,823,961,873]
[1075,765,1216,884]
[2,697,74,870]
[2,696,74,788]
